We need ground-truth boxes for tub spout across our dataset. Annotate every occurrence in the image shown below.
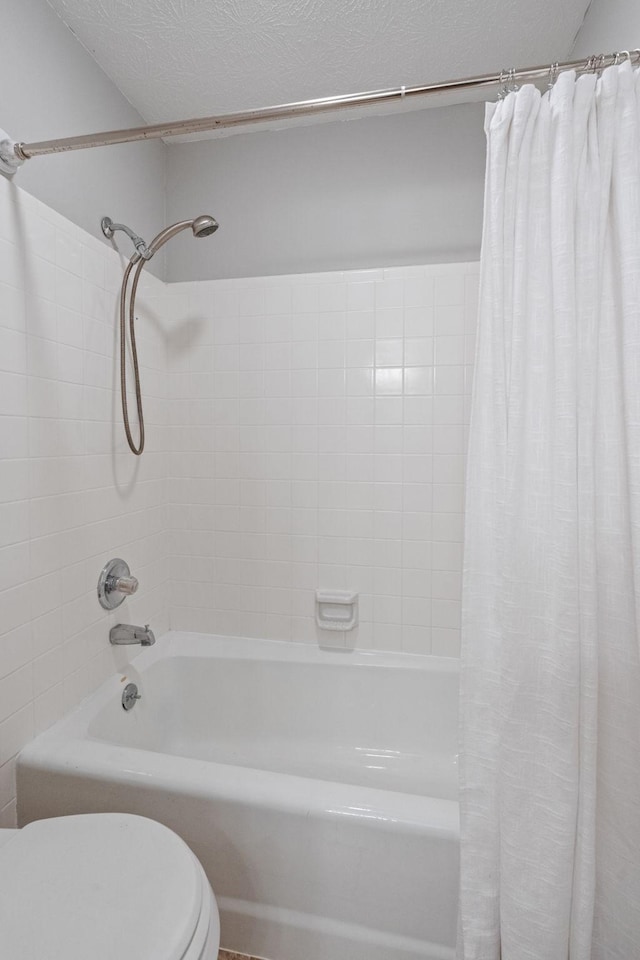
[110,623,156,646]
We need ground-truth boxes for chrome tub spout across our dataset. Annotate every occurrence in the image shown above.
[109,623,156,646]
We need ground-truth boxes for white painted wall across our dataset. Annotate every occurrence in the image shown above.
[6,0,636,288]
[571,0,640,56]
[2,0,167,277]
[165,104,486,282]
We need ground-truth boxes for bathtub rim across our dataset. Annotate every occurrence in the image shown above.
[115,629,461,671]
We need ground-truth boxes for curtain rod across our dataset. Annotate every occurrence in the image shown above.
[13,50,640,161]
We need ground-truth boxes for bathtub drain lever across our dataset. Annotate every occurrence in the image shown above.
[122,682,141,711]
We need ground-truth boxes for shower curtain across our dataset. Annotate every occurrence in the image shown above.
[459,61,640,960]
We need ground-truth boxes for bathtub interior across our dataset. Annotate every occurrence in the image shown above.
[17,636,461,960]
[87,652,459,799]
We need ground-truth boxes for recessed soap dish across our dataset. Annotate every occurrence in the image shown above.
[315,590,358,632]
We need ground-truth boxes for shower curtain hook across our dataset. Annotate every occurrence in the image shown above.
[498,68,516,100]
[586,54,604,75]
[547,62,559,90]
[596,53,606,77]
[497,69,507,100]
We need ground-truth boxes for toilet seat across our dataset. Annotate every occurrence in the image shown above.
[0,813,219,960]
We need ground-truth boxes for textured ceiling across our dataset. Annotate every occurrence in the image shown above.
[44,0,591,139]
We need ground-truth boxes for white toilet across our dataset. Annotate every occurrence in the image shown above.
[0,812,220,959]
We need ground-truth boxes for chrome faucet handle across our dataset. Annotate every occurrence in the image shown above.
[112,575,139,596]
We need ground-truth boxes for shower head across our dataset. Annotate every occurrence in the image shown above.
[192,214,219,238]
[146,214,219,257]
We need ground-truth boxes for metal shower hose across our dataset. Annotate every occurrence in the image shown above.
[119,256,147,455]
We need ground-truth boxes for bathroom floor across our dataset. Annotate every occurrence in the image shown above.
[218,952,261,960]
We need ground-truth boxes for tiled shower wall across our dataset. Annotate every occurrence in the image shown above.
[0,173,478,822]
[0,176,169,824]
[166,262,478,656]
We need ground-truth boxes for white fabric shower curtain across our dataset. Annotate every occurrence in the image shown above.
[459,61,640,960]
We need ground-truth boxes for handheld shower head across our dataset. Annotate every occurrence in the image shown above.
[146,214,218,256]
[192,214,219,238]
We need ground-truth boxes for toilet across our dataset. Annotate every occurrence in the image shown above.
[0,812,220,959]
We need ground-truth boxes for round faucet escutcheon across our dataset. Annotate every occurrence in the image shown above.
[97,558,139,610]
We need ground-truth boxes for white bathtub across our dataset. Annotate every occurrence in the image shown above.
[17,632,459,960]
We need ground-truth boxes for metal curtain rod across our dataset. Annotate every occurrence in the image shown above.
[14,49,640,161]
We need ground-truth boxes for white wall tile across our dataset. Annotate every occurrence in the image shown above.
[167,260,477,660]
[0,176,170,821]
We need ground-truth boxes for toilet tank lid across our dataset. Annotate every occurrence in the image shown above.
[0,813,207,960]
